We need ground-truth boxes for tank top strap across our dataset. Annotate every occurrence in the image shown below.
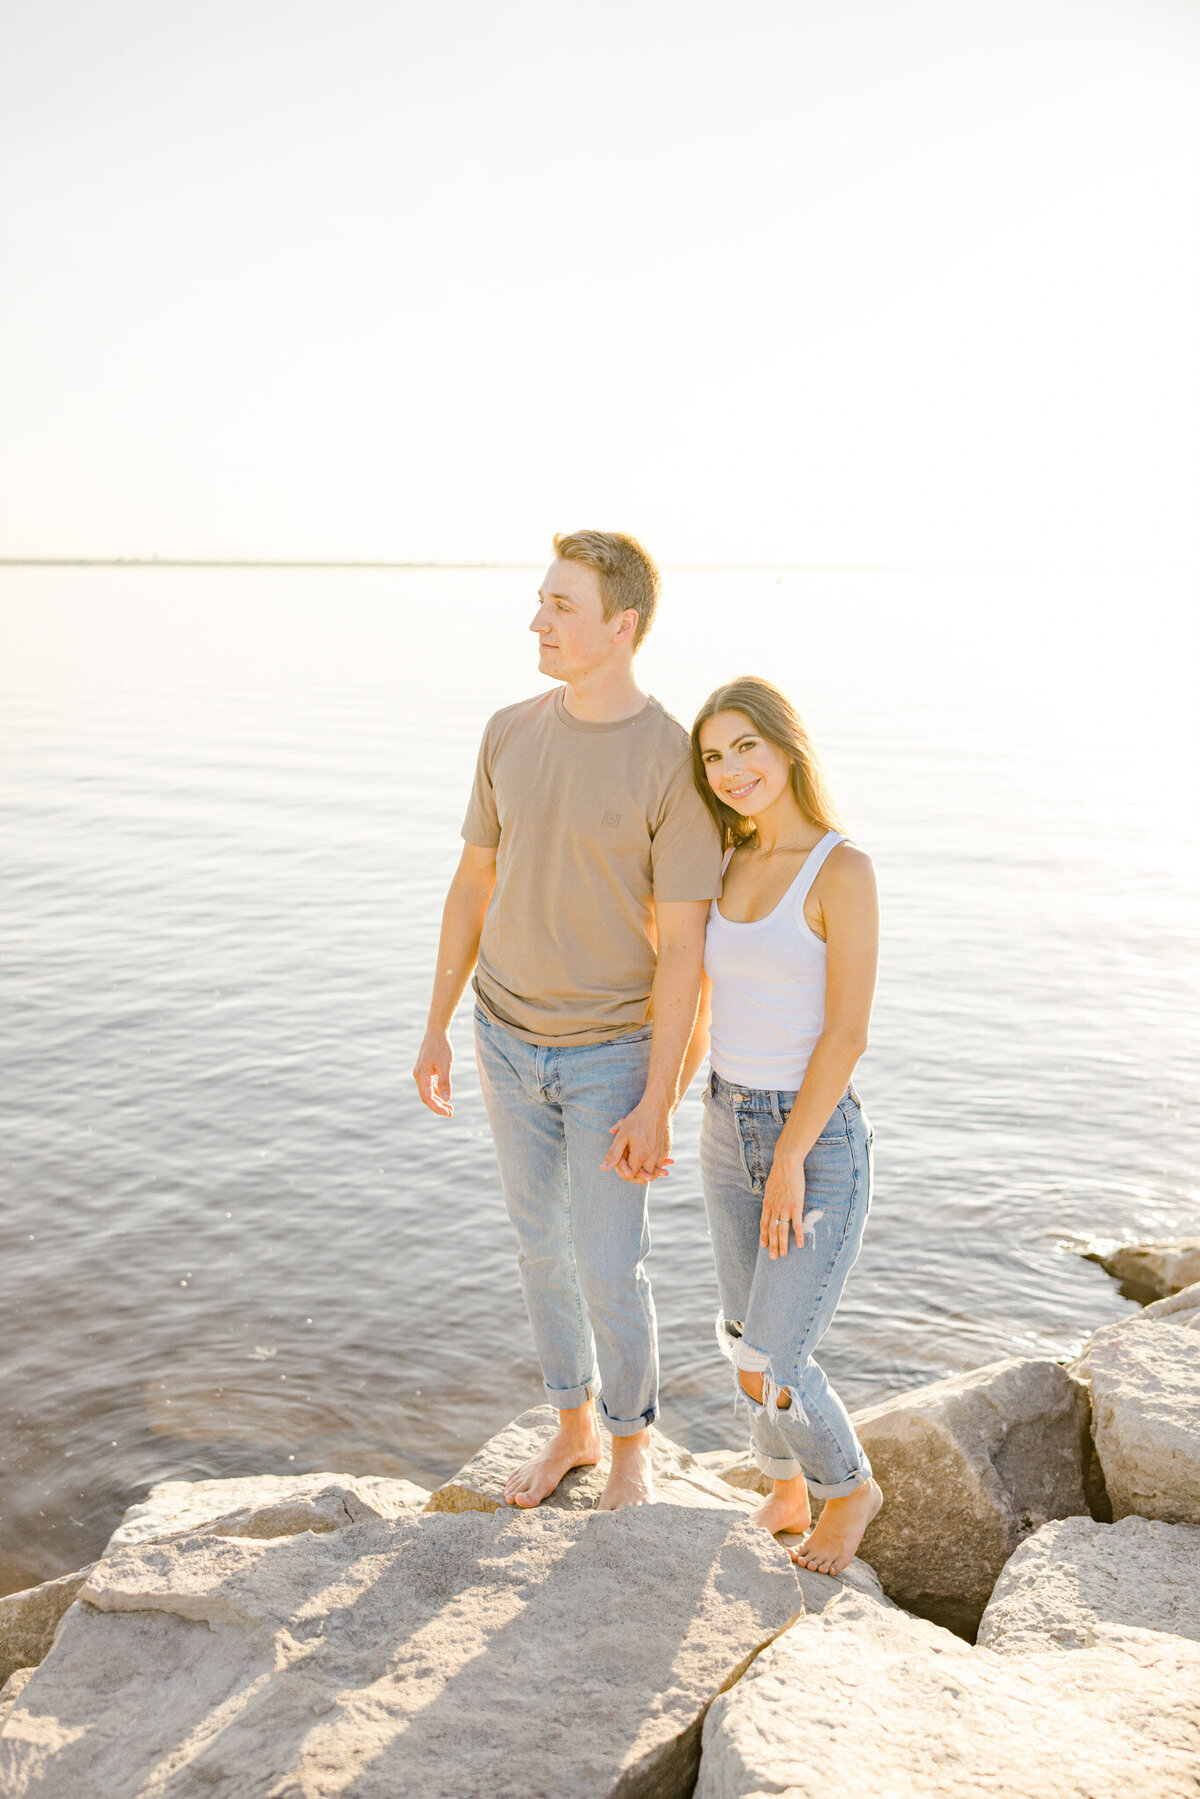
[793,830,845,910]
[720,846,736,873]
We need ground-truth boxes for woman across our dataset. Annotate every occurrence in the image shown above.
[682,676,881,1575]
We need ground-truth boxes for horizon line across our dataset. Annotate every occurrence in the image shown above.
[0,556,1183,575]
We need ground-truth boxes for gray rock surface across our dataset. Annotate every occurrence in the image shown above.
[696,1582,1200,1799]
[848,1357,1092,1637]
[106,1469,430,1552]
[426,1406,754,1514]
[0,1568,95,1687]
[1074,1282,1200,1524]
[1095,1238,1200,1299]
[692,1450,772,1498]
[0,1669,34,1731]
[979,1514,1200,1652]
[0,1506,801,1799]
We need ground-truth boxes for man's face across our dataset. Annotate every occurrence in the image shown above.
[529,559,633,683]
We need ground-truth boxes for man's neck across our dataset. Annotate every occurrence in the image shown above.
[560,667,648,724]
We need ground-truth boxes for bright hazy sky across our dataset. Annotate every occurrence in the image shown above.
[2,0,1197,567]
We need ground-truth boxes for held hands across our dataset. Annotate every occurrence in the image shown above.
[761,1149,808,1258]
[602,1097,673,1185]
[413,1028,454,1117]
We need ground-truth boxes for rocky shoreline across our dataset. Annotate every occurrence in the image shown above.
[1,1242,1197,1796]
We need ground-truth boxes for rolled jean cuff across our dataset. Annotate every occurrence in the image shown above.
[543,1376,598,1413]
[753,1449,803,1481]
[600,1400,657,1438]
[803,1458,874,1500]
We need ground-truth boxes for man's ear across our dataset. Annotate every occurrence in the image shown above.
[614,608,638,642]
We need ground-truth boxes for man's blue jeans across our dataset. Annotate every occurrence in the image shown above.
[473,1004,658,1436]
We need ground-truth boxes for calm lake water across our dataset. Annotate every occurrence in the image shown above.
[2,564,1198,1592]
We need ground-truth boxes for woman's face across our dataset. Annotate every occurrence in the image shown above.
[698,710,794,816]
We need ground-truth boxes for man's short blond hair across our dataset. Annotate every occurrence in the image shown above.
[552,530,660,651]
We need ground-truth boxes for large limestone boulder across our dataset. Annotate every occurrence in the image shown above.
[106,1469,430,1552]
[696,1582,1200,1799]
[1093,1238,1200,1300]
[426,1406,754,1514]
[979,1514,1200,1652]
[0,1506,802,1799]
[0,1475,433,1691]
[1074,1281,1200,1524]
[848,1357,1092,1637]
[0,1570,94,1687]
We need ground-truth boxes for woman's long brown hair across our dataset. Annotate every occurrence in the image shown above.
[690,675,844,849]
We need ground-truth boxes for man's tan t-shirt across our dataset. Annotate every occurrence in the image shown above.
[462,688,723,1046]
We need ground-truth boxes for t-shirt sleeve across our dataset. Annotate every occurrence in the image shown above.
[461,720,501,849]
[650,756,724,900]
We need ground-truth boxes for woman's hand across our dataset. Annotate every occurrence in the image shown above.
[761,1147,806,1259]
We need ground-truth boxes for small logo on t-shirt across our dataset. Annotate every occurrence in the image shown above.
[602,809,622,828]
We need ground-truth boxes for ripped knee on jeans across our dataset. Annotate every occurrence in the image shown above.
[738,1367,791,1408]
[715,1314,805,1423]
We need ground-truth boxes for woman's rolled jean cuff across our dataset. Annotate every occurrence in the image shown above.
[791,1462,873,1500]
[747,1429,874,1496]
[753,1449,805,1482]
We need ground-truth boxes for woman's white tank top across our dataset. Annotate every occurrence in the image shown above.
[704,830,845,1090]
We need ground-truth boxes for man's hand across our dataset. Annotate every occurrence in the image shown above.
[760,1149,808,1259]
[602,1098,672,1184]
[413,1028,454,1117]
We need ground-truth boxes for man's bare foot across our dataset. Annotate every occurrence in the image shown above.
[504,1410,603,1509]
[749,1475,811,1538]
[596,1429,654,1509]
[789,1478,882,1576]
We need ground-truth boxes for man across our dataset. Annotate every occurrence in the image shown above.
[413,530,722,1509]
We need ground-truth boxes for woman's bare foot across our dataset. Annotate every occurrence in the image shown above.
[504,1408,603,1508]
[749,1475,811,1538]
[596,1429,654,1509]
[789,1478,882,1575]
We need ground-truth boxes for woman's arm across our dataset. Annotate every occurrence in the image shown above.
[759,846,879,1258]
[678,970,712,1098]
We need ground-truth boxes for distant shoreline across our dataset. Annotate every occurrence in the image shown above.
[0,558,894,571]
[0,557,1162,573]
[0,558,542,571]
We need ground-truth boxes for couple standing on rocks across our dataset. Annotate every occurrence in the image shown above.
[413,531,883,1576]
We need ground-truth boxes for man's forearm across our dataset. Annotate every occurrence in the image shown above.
[642,939,704,1110]
[426,875,494,1032]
